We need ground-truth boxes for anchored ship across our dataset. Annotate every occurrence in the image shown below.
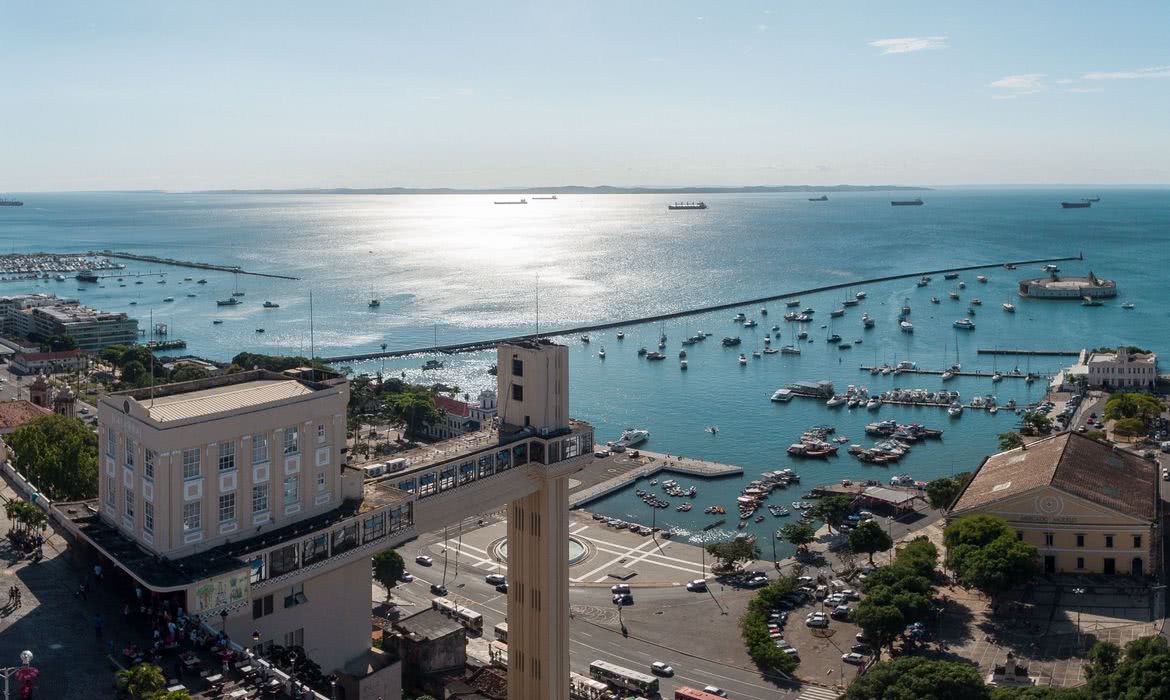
[891,198,924,206]
[1061,201,1091,209]
[667,202,707,210]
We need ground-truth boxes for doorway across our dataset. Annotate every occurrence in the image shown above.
[1132,558,1144,576]
[1044,556,1056,574]
[1104,558,1116,575]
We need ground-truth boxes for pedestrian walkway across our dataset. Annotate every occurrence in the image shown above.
[798,685,842,700]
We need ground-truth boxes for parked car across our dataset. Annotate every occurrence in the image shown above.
[806,615,830,628]
[611,584,631,595]
[842,652,866,664]
[430,583,447,596]
[650,662,674,676]
[851,643,872,654]
[613,593,634,606]
[593,449,610,458]
[781,647,799,658]
[495,582,508,593]
[415,555,433,566]
[745,576,769,588]
[687,579,708,592]
[485,574,506,585]
[703,687,728,698]
[831,605,851,618]
[400,573,414,583]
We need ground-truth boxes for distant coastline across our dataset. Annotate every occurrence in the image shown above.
[191,184,932,195]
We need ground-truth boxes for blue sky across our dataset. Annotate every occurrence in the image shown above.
[2,1,1169,190]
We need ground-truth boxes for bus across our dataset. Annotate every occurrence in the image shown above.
[588,660,660,696]
[675,688,726,700]
[494,622,508,643]
[431,597,484,634]
[569,671,609,700]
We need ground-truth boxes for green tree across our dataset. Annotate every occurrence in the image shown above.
[990,688,1088,700]
[1112,417,1146,437]
[706,539,761,571]
[780,521,816,553]
[849,520,893,564]
[1084,640,1121,679]
[895,537,939,580]
[6,414,99,500]
[100,344,130,366]
[230,351,327,372]
[115,662,166,699]
[1103,393,1163,423]
[997,432,1024,451]
[943,514,1013,551]
[1021,412,1051,435]
[843,657,989,700]
[1083,429,1107,442]
[926,473,972,510]
[121,360,149,386]
[170,364,211,382]
[946,516,1038,598]
[1086,636,1170,699]
[741,577,799,675]
[851,602,905,659]
[372,550,405,596]
[387,390,442,440]
[810,494,852,534]
[41,334,77,351]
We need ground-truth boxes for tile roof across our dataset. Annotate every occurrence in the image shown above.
[434,395,470,417]
[142,379,314,422]
[0,399,53,432]
[952,432,1157,521]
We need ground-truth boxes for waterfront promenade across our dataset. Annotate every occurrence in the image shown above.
[320,254,1082,363]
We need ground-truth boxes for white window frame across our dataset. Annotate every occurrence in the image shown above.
[252,435,270,464]
[183,502,201,532]
[124,487,134,518]
[218,493,236,524]
[143,501,154,534]
[144,448,155,481]
[182,448,201,480]
[283,426,299,456]
[124,437,136,469]
[252,483,269,515]
[283,476,299,506]
[218,441,236,472]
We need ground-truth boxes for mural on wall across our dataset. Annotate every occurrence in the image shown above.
[190,569,251,614]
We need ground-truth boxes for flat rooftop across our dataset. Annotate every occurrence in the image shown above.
[394,608,463,641]
[1023,276,1115,289]
[144,379,314,422]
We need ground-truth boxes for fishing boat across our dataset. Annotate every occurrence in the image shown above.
[216,297,240,306]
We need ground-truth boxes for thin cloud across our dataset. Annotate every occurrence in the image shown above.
[988,73,1045,97]
[1063,87,1103,93]
[1083,65,1170,80]
[1055,78,1074,85]
[868,36,949,54]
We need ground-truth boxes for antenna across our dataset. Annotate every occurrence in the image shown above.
[309,290,316,362]
[535,272,540,338]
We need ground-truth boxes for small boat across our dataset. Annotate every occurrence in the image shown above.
[679,359,688,370]
[760,307,768,316]
[743,319,758,328]
[706,426,719,434]
[953,318,975,330]
[495,198,528,205]
[944,273,959,280]
[861,313,874,328]
[786,300,801,307]
[733,312,746,322]
[855,291,867,299]
[581,335,590,343]
[797,331,808,339]
[1002,303,1015,313]
[135,280,143,284]
[763,347,778,354]
[827,333,842,344]
[638,347,648,356]
[128,301,137,305]
[958,281,966,289]
[183,277,192,281]
[422,359,444,370]
[255,328,265,333]
[948,291,960,300]
[976,275,987,283]
[930,296,940,304]
[162,296,174,302]
[992,372,1003,383]
[616,331,625,339]
[197,279,207,284]
[809,195,828,201]
[263,301,279,308]
[754,515,765,524]
[186,293,196,297]
[830,308,845,318]
[217,298,240,306]
[899,321,914,333]
[780,345,801,355]
[1122,303,1135,309]
[751,350,761,359]
[738,354,748,365]
[971,298,982,306]
[368,299,380,307]
[1081,296,1104,307]
[599,348,606,359]
[212,319,223,324]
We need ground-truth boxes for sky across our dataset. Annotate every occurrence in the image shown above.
[2,1,1169,190]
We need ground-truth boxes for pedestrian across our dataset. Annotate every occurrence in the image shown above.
[95,613,104,638]
[94,562,103,582]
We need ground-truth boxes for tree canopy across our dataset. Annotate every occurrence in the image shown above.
[706,539,760,571]
[810,494,853,534]
[1085,636,1170,699]
[372,550,405,596]
[115,662,192,699]
[230,351,327,372]
[926,472,972,510]
[851,536,939,659]
[998,432,1024,451]
[1103,393,1163,423]
[740,577,799,675]
[945,515,1037,597]
[6,414,98,500]
[849,520,894,564]
[779,521,816,553]
[387,389,442,439]
[843,657,989,700]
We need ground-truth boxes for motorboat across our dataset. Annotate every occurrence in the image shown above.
[786,300,801,307]
[197,279,207,284]
[780,345,801,355]
[830,308,845,317]
[733,312,746,322]
[744,319,758,328]
[646,351,666,360]
[1122,303,1135,309]
[616,331,625,339]
[678,349,687,358]
[958,281,967,289]
[797,331,808,339]
[971,298,982,306]
[598,348,606,359]
[638,346,648,356]
[977,275,987,283]
[866,397,881,410]
[827,334,842,344]
[1081,297,1104,307]
[212,319,223,324]
[948,291,960,300]
[581,335,590,343]
[162,296,174,302]
[861,313,874,328]
[763,347,778,354]
[722,336,742,346]
[771,388,795,402]
[953,318,975,330]
[738,354,748,365]
[855,291,867,299]
[948,402,964,417]
[941,369,955,381]
[680,359,688,370]
[802,307,815,315]
[616,429,650,448]
[422,359,444,370]
[751,350,761,359]
[1002,303,1015,313]
[899,321,914,333]
[263,301,279,308]
[992,372,1002,383]
[760,307,768,315]
[217,298,240,306]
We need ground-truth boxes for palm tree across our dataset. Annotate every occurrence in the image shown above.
[115,663,165,699]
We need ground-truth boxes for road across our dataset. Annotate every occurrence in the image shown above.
[383,527,803,700]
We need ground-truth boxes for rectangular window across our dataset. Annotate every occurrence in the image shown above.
[1134,535,1143,549]
[283,426,299,455]
[439,466,455,491]
[1077,557,1085,570]
[248,555,267,584]
[302,534,328,566]
[143,501,154,534]
[252,484,269,514]
[106,476,116,506]
[182,448,201,480]
[363,512,386,542]
[218,442,236,472]
[284,583,307,609]
[1044,532,1054,547]
[419,472,437,497]
[269,544,299,577]
[106,428,116,458]
[512,384,523,402]
[316,472,327,493]
[252,594,274,620]
[124,438,136,469]
[317,423,326,445]
[124,488,134,518]
[183,502,201,532]
[218,493,236,524]
[283,628,304,648]
[144,449,155,481]
[332,523,358,555]
[1076,534,1085,547]
[1105,535,1114,548]
[252,435,269,464]
[512,358,523,377]
[283,476,299,506]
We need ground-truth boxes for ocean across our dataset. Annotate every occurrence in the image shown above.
[2,188,1168,552]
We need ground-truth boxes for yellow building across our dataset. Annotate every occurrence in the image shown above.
[950,433,1159,576]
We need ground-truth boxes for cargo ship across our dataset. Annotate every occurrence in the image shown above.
[891,198,924,206]
[493,198,527,205]
[668,202,707,210]
[1061,201,1091,209]
[0,198,23,206]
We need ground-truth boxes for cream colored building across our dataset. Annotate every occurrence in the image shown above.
[58,340,594,700]
[1084,347,1158,389]
[951,433,1159,576]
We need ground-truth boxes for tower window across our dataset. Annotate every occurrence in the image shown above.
[512,384,523,401]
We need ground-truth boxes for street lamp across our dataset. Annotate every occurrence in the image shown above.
[2,650,35,700]
[220,609,229,634]
[1072,587,1085,651]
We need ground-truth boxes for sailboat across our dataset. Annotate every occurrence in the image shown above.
[368,290,380,308]
[231,272,245,297]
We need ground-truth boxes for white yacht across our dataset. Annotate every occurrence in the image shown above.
[899,320,914,333]
[1002,303,1015,313]
[680,359,688,370]
[941,369,955,381]
[598,347,606,359]
[976,275,987,283]
[780,345,801,355]
[733,312,746,322]
[866,397,882,410]
[992,372,1002,383]
[616,429,650,448]
[738,354,748,365]
[771,388,795,402]
[948,402,964,417]
[826,394,847,407]
[953,318,975,330]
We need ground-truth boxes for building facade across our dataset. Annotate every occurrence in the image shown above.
[29,304,139,351]
[11,349,85,375]
[1017,271,1118,299]
[950,433,1159,576]
[426,395,480,440]
[1085,347,1158,389]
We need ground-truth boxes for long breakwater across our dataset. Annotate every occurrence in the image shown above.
[320,254,1082,364]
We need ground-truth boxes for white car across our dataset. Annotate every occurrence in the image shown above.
[485,574,506,585]
[611,584,631,595]
[400,573,414,583]
[415,555,433,566]
[842,652,866,664]
[594,449,610,458]
[703,687,728,698]
[687,579,708,592]
[650,661,674,676]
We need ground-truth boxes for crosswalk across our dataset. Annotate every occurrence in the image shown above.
[797,686,841,700]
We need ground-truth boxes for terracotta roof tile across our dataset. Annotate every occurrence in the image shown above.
[0,399,53,432]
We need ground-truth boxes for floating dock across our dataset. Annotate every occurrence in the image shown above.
[859,366,1045,380]
[320,254,1083,363]
[144,339,188,351]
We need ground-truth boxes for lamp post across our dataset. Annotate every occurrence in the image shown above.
[220,609,229,634]
[1,650,35,700]
[1072,587,1085,651]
